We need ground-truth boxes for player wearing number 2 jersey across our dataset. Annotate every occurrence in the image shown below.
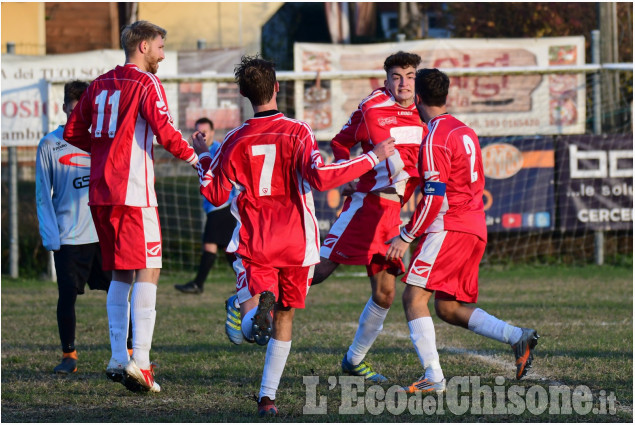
[64,21,197,393]
[386,69,538,394]
[192,55,395,416]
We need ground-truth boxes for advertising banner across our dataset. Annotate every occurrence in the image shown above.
[1,50,177,147]
[481,136,555,232]
[295,37,586,139]
[556,134,633,231]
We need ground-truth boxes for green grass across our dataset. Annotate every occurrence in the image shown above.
[1,264,632,422]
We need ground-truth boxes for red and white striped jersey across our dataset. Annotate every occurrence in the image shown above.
[331,88,427,197]
[400,113,487,243]
[196,111,380,267]
[64,63,197,207]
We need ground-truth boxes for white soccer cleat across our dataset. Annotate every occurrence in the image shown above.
[123,359,161,393]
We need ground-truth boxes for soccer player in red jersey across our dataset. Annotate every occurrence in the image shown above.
[386,68,539,393]
[312,52,427,383]
[192,55,395,416]
[64,21,199,393]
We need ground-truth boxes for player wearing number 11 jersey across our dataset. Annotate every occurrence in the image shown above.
[64,21,197,394]
[386,69,538,393]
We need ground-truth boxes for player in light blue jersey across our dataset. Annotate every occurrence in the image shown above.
[175,117,238,295]
[36,81,130,376]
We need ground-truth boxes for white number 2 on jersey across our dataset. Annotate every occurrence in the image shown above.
[94,90,121,138]
[251,144,277,196]
[463,135,479,183]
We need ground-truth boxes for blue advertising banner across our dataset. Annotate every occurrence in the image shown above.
[480,136,555,232]
[556,134,633,231]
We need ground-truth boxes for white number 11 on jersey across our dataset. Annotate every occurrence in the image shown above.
[252,144,276,196]
[94,89,121,138]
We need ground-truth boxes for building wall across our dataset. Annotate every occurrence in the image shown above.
[44,2,119,54]
[138,2,282,53]
[1,3,45,55]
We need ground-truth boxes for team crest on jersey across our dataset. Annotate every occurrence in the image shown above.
[411,259,432,279]
[323,235,338,248]
[378,116,398,127]
[146,242,162,257]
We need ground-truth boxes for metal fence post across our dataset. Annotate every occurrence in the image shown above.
[591,29,604,266]
[9,146,19,278]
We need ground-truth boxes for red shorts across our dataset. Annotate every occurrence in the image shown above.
[90,205,162,271]
[232,256,314,309]
[402,231,485,303]
[320,192,404,276]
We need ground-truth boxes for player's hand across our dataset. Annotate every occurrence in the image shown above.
[340,181,357,197]
[371,137,395,163]
[191,131,208,155]
[385,235,409,261]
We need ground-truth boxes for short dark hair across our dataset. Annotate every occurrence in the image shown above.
[234,54,276,106]
[121,20,167,57]
[383,51,421,73]
[415,68,449,107]
[195,117,214,130]
[63,80,89,105]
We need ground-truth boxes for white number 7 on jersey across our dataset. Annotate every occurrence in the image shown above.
[251,144,276,196]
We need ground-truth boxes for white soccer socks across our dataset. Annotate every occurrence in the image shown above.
[241,307,257,341]
[347,298,389,366]
[130,282,157,369]
[408,316,444,382]
[259,338,291,401]
[106,281,132,365]
[468,308,523,345]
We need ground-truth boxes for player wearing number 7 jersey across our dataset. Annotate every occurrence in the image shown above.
[64,21,198,393]
[386,69,538,393]
[192,55,395,416]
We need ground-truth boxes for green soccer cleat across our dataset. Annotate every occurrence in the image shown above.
[341,354,388,383]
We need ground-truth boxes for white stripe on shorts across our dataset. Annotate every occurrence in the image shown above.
[319,192,367,259]
[404,231,447,288]
[142,207,162,269]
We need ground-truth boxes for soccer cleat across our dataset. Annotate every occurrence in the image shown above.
[54,351,78,374]
[225,295,245,345]
[257,396,278,417]
[252,291,275,346]
[512,328,539,380]
[123,359,160,393]
[400,376,446,393]
[174,281,203,294]
[106,358,126,383]
[341,354,388,383]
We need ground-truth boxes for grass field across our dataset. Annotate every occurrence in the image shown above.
[1,264,632,422]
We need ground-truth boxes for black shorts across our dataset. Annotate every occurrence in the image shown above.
[203,207,237,248]
[53,243,111,294]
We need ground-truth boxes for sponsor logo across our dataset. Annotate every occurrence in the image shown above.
[397,111,413,115]
[411,259,431,279]
[482,143,523,179]
[501,213,522,228]
[72,175,90,189]
[568,145,633,179]
[146,242,162,257]
[59,153,91,168]
[323,235,338,248]
[378,116,398,127]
